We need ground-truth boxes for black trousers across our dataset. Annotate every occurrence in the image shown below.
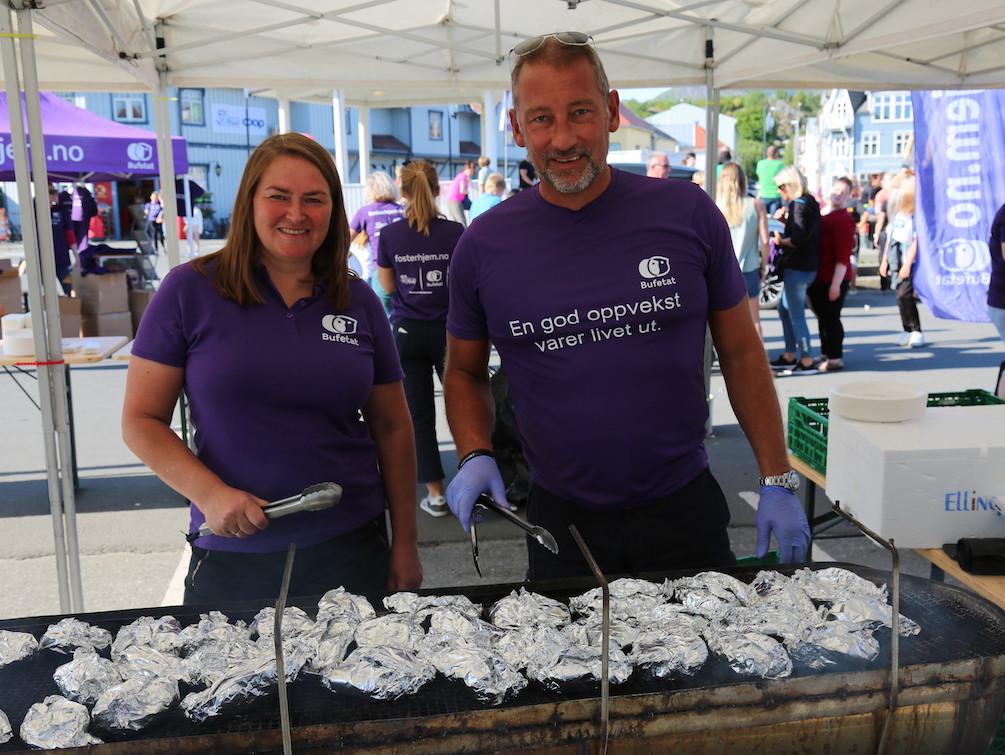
[395,318,446,483]
[183,517,389,606]
[526,468,735,582]
[896,277,922,333]
[807,279,849,359]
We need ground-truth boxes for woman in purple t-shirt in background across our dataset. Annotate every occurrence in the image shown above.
[378,160,465,518]
[349,171,404,316]
[123,134,422,603]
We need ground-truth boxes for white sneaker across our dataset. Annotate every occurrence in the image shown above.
[896,332,911,346]
[419,495,449,518]
[908,331,925,348]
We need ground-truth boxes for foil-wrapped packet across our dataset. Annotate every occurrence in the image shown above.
[254,634,316,679]
[92,676,178,732]
[526,640,633,692]
[53,647,123,705]
[19,695,102,749]
[636,603,710,636]
[0,709,12,745]
[489,588,571,630]
[570,578,663,615]
[749,571,818,616]
[670,572,752,619]
[792,567,887,603]
[705,630,792,679]
[423,642,527,705]
[561,616,639,650]
[111,616,182,659]
[323,646,435,701]
[0,630,39,668]
[492,626,565,671]
[116,643,186,681]
[720,604,823,644]
[251,606,316,641]
[788,621,881,669]
[631,625,709,678]
[39,617,112,654]
[306,616,357,675]
[181,655,276,722]
[182,637,262,688]
[354,614,425,653]
[828,597,921,636]
[384,592,482,621]
[176,611,250,651]
[427,607,503,648]
[317,587,375,623]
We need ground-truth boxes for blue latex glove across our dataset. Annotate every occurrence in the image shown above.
[446,455,511,533]
[756,485,811,563]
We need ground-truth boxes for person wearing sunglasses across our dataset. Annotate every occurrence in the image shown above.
[444,32,810,580]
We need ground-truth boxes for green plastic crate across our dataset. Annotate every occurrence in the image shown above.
[787,389,1005,477]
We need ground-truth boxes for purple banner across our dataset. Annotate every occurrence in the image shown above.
[912,91,1005,322]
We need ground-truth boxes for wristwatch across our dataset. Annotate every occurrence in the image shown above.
[758,470,800,492]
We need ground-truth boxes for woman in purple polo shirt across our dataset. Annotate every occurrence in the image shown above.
[377,160,464,518]
[122,133,422,604]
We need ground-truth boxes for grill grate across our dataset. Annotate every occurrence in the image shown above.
[2,563,1004,751]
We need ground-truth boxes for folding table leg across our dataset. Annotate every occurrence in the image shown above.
[65,365,79,491]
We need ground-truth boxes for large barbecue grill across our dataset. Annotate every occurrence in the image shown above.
[2,563,1004,753]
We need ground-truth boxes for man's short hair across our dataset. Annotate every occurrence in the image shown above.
[766,144,778,159]
[485,172,506,193]
[717,148,732,163]
[834,176,853,192]
[510,36,610,107]
[648,151,669,166]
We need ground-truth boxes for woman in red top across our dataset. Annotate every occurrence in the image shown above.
[808,177,856,372]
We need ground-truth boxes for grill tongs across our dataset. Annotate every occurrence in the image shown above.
[470,493,559,577]
[186,482,343,542]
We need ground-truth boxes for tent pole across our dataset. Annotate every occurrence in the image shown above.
[483,90,498,174]
[154,71,180,269]
[357,106,370,184]
[703,26,719,437]
[331,89,349,182]
[2,6,74,612]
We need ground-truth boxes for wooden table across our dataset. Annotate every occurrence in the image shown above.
[111,339,133,360]
[789,452,1005,611]
[1,335,128,488]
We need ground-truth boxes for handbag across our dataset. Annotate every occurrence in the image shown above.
[461,195,472,211]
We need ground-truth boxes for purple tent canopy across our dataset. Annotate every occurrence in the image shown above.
[0,92,188,181]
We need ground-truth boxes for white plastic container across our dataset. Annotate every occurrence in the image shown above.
[829,381,927,423]
[0,329,35,356]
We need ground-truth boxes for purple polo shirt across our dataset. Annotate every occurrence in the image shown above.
[350,202,405,269]
[989,202,1005,309]
[448,169,745,510]
[131,261,403,553]
[377,216,464,323]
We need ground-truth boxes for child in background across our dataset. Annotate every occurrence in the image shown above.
[879,170,924,347]
[469,172,506,220]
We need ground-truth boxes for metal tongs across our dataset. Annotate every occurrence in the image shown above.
[470,493,559,577]
[186,482,343,542]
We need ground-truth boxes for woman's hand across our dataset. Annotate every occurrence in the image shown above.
[898,263,911,280]
[200,485,270,538]
[879,258,888,277]
[387,541,423,591]
[828,282,842,302]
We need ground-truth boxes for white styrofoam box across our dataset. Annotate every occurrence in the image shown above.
[826,405,1005,548]
[0,329,35,356]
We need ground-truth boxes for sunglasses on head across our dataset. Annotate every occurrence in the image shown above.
[511,31,593,57]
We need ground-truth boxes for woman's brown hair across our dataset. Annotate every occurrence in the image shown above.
[193,133,352,309]
[399,160,441,236]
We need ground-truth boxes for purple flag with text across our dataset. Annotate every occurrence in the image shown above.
[912,91,1005,322]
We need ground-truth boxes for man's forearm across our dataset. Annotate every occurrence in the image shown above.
[444,365,495,457]
[720,347,790,476]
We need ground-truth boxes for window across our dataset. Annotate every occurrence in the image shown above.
[872,93,913,122]
[345,111,352,135]
[861,132,880,157]
[428,110,443,141]
[187,165,209,189]
[894,131,912,157]
[180,89,204,125]
[57,93,87,109]
[834,99,850,121]
[112,94,146,123]
[831,133,850,159]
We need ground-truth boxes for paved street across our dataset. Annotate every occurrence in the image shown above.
[1,239,1003,619]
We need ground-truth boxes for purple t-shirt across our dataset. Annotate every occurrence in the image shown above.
[350,201,405,268]
[448,169,745,510]
[131,261,403,553]
[989,202,1005,309]
[378,216,464,323]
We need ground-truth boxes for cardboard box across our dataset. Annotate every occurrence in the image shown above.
[129,289,155,334]
[81,311,133,338]
[826,405,1005,547]
[77,272,128,314]
[0,257,12,272]
[59,296,82,338]
[0,269,23,322]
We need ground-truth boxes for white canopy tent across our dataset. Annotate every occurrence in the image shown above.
[5,0,1005,613]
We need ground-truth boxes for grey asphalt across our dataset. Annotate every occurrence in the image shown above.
[1,239,1002,619]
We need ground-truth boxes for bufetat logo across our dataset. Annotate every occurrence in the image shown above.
[426,270,443,284]
[321,314,360,345]
[638,255,671,279]
[937,238,991,273]
[127,142,154,162]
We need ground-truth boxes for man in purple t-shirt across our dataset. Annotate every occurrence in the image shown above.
[444,34,810,580]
